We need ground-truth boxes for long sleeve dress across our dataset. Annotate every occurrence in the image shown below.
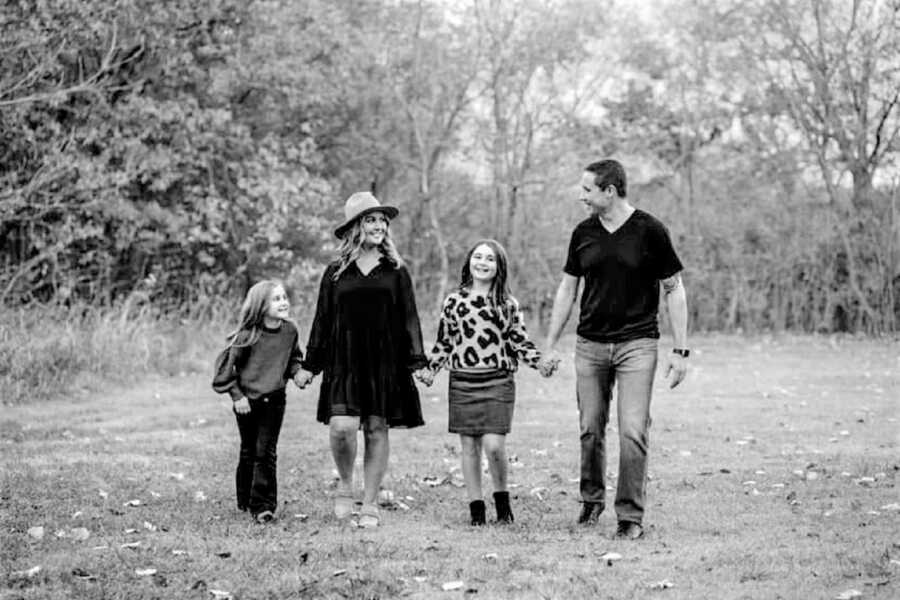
[302,257,427,428]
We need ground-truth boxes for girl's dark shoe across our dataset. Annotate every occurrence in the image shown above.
[493,491,514,523]
[469,500,486,526]
[578,502,602,525]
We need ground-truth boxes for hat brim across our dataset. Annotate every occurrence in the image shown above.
[334,205,399,239]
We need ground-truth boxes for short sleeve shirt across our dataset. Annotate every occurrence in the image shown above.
[564,208,683,342]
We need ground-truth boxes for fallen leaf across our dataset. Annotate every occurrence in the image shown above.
[442,581,464,591]
[835,590,862,599]
[422,475,447,487]
[72,568,96,581]
[883,503,900,511]
[135,568,157,576]
[649,579,674,589]
[11,565,41,579]
[599,552,622,565]
[27,526,44,540]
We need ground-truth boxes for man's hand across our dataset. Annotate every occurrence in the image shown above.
[664,352,688,389]
[538,356,560,378]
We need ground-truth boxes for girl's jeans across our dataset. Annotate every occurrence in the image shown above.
[234,389,286,515]
[574,336,658,525]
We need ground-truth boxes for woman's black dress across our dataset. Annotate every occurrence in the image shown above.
[302,257,427,427]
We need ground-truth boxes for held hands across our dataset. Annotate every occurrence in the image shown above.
[413,368,434,387]
[294,369,315,389]
[664,352,688,389]
[233,397,251,415]
[537,355,561,378]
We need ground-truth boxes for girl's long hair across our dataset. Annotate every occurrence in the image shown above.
[226,279,285,347]
[459,239,513,320]
[333,217,403,280]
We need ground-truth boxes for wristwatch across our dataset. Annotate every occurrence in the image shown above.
[672,348,690,358]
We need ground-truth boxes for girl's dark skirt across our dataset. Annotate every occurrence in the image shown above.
[448,369,515,435]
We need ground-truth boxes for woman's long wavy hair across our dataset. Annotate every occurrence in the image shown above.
[333,216,403,280]
[226,279,288,347]
[459,239,513,320]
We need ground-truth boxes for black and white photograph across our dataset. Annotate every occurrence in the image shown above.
[1,0,898,598]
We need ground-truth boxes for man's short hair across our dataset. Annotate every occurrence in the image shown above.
[585,160,627,198]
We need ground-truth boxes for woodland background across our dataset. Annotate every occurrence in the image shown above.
[2,0,899,338]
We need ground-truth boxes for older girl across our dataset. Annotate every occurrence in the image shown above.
[420,239,555,526]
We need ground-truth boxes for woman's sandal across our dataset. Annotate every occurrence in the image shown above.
[334,494,354,519]
[357,503,380,528]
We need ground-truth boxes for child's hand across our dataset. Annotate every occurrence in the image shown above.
[294,369,314,389]
[233,397,251,414]
[414,368,434,387]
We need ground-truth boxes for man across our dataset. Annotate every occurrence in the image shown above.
[540,159,688,540]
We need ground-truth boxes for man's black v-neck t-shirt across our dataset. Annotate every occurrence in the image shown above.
[563,208,683,343]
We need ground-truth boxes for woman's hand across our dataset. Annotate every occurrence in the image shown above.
[413,368,434,387]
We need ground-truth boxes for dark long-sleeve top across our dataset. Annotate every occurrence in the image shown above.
[427,289,542,373]
[301,257,427,427]
[212,320,303,401]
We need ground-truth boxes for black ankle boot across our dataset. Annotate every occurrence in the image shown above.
[493,491,514,523]
[469,500,486,526]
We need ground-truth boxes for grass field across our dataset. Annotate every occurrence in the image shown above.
[2,334,898,599]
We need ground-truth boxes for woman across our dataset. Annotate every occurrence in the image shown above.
[296,191,429,528]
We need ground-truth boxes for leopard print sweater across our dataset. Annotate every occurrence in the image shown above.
[427,289,542,373]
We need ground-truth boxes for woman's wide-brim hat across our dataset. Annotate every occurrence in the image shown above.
[334,191,399,239]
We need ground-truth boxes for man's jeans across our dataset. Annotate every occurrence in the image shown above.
[575,336,658,524]
[234,390,286,515]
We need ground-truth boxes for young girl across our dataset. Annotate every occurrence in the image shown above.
[419,239,556,526]
[212,280,305,523]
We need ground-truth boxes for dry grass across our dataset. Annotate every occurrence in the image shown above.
[0,302,224,405]
[1,334,898,599]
